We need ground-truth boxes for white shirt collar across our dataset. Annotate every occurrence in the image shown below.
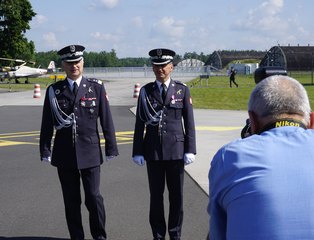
[67,76,82,88]
[156,78,171,89]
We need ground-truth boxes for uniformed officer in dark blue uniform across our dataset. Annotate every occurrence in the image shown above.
[132,48,196,240]
[40,44,118,240]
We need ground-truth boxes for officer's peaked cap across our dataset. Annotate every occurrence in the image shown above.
[57,45,85,62]
[149,48,176,65]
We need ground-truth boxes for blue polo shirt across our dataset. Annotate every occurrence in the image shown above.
[209,126,314,240]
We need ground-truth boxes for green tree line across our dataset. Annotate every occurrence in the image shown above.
[34,49,211,69]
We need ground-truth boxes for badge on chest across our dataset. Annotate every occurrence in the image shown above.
[80,96,97,107]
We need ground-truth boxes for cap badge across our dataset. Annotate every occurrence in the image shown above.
[157,49,163,57]
[70,45,75,53]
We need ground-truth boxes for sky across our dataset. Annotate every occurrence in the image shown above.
[25,0,314,58]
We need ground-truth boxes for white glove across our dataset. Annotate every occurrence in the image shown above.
[133,155,145,166]
[41,156,51,163]
[184,153,195,165]
[106,155,115,161]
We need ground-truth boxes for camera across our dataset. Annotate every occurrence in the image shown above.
[241,66,288,138]
[253,66,287,84]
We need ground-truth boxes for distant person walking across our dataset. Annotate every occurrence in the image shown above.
[229,67,238,88]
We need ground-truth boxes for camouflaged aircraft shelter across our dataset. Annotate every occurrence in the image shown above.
[259,45,314,71]
[205,50,265,70]
[205,46,314,72]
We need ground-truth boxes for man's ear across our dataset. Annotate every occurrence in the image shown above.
[309,112,314,129]
[248,111,260,134]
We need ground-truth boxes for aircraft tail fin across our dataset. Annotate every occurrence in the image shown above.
[47,61,56,73]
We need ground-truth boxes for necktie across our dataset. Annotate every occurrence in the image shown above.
[161,83,167,101]
[73,82,78,96]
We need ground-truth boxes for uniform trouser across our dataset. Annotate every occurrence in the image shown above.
[57,166,107,240]
[146,160,184,239]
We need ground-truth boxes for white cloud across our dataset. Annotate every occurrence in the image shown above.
[258,0,284,15]
[91,32,120,41]
[235,0,287,32]
[99,0,119,9]
[31,14,48,27]
[55,25,67,33]
[230,0,314,49]
[88,2,97,10]
[132,16,143,28]
[152,17,185,38]
[42,32,59,49]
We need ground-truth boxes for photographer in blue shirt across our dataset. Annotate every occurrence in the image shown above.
[208,75,314,240]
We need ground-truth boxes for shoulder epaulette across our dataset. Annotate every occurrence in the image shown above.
[145,82,155,87]
[51,80,65,88]
[87,78,103,85]
[142,82,155,90]
[174,80,186,86]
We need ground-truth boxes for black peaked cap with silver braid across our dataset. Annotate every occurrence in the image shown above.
[57,45,85,62]
[149,48,176,65]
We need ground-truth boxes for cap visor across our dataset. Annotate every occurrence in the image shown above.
[152,59,172,65]
[63,56,83,62]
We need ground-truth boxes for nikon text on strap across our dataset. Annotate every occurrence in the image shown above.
[259,118,307,134]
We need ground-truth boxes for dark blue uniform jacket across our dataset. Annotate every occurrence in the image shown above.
[40,77,119,169]
[132,79,196,161]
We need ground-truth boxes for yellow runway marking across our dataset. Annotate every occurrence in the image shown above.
[0,127,242,148]
[196,126,242,131]
[0,131,40,138]
[0,140,34,147]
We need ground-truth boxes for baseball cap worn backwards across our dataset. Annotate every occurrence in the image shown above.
[149,48,176,65]
[57,45,85,62]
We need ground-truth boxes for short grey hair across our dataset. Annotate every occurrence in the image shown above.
[248,75,311,124]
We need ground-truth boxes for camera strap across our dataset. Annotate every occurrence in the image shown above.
[259,118,306,134]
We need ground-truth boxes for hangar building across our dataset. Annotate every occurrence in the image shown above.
[259,45,314,71]
[205,50,265,70]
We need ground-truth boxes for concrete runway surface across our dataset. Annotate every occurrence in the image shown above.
[0,76,247,239]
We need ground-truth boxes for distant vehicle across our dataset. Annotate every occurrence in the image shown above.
[0,57,56,83]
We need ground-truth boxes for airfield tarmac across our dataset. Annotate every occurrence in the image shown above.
[0,77,248,239]
[0,77,248,194]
